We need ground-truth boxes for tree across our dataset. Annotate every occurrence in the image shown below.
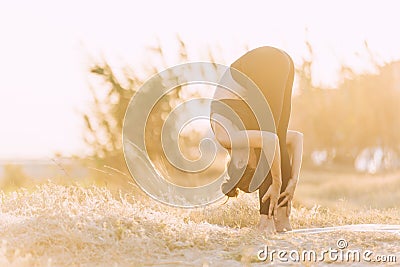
[291,41,400,170]
[82,40,189,188]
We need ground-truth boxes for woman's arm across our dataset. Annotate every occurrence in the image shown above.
[212,114,281,186]
[277,130,303,215]
[286,130,303,182]
[211,114,277,150]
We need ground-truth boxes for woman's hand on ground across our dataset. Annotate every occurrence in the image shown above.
[277,177,298,216]
[261,183,281,219]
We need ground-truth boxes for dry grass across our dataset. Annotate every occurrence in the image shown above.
[0,179,399,266]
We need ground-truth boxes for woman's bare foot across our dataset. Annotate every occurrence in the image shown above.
[258,215,276,234]
[274,207,292,232]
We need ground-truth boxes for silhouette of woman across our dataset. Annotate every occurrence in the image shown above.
[210,46,303,234]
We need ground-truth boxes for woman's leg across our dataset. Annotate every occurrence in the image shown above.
[250,54,294,232]
[258,173,275,234]
[276,52,294,198]
[274,53,295,231]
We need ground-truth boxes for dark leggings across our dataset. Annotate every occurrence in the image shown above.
[258,51,294,214]
[212,47,295,215]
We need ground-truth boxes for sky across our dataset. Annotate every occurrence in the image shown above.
[0,0,399,159]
